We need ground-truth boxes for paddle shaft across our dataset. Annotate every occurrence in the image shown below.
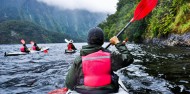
[105,20,132,49]
[105,0,158,49]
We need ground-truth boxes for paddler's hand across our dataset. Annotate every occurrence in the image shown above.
[122,38,128,44]
[110,36,120,45]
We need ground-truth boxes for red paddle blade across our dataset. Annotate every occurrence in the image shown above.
[131,0,158,22]
[44,50,48,53]
[30,41,34,45]
[48,88,68,94]
[21,39,25,44]
[124,38,128,42]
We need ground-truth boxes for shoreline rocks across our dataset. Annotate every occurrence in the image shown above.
[144,32,190,47]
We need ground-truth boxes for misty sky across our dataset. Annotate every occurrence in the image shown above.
[37,0,118,14]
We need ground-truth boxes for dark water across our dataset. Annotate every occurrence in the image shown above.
[0,43,190,94]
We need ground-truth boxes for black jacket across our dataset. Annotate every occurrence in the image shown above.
[65,43,134,92]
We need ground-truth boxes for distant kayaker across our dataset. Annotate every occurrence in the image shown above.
[20,39,30,53]
[20,43,30,53]
[31,41,41,51]
[65,27,134,94]
[67,40,77,51]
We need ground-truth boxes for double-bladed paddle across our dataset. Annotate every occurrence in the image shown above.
[65,39,70,43]
[30,41,34,45]
[21,39,25,44]
[106,0,158,49]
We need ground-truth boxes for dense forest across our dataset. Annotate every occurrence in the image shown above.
[0,20,77,44]
[98,0,190,43]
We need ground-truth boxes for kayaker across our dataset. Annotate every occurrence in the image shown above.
[32,42,41,51]
[67,40,77,51]
[65,27,134,94]
[20,43,30,53]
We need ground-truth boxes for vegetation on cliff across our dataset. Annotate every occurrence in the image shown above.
[0,20,75,44]
[98,0,190,43]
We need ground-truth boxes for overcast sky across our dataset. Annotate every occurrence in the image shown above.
[37,0,118,14]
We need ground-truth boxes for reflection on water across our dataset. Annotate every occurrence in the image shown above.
[0,43,190,94]
[124,44,190,94]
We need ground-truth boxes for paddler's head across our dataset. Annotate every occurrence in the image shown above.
[87,27,104,46]
[34,43,37,46]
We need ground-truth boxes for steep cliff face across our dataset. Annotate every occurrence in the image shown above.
[0,0,107,41]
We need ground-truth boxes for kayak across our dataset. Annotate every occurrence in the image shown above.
[65,85,128,94]
[65,49,76,53]
[48,78,129,94]
[4,52,28,56]
[4,47,49,56]
[30,47,49,53]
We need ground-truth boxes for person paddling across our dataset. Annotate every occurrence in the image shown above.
[65,27,134,94]
[20,39,30,53]
[67,40,77,51]
[31,41,41,51]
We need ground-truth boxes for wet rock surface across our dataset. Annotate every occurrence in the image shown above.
[145,32,190,47]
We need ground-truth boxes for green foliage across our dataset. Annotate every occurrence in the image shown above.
[99,0,190,42]
[170,3,190,33]
[98,0,140,41]
[147,0,190,38]
[0,20,72,44]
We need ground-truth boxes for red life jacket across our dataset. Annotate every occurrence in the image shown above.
[32,46,36,50]
[20,46,25,52]
[68,43,72,50]
[82,50,111,87]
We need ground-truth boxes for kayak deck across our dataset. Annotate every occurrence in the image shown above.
[49,78,129,94]
[65,49,76,53]
[66,86,128,94]
[48,85,128,94]
[4,52,28,56]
